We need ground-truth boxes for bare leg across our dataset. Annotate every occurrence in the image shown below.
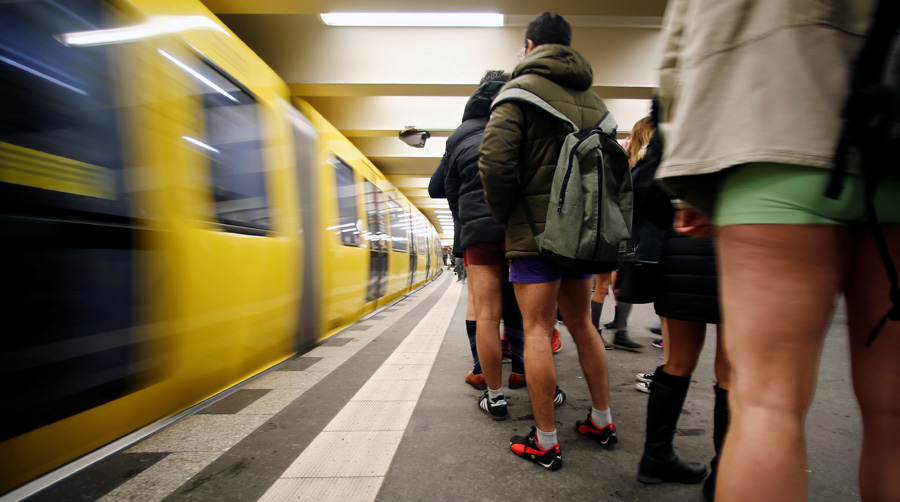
[716,224,850,502]
[466,275,475,320]
[558,277,610,411]
[661,317,670,365]
[844,226,900,501]
[660,318,706,377]
[514,280,560,432]
[592,272,612,303]
[468,263,507,391]
[714,324,730,389]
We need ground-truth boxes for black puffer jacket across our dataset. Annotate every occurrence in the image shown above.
[629,131,666,262]
[479,44,608,258]
[444,80,506,249]
[428,161,463,256]
[637,133,720,323]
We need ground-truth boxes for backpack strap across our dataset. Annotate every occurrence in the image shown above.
[492,86,622,245]
[493,87,577,131]
[491,88,574,239]
[492,87,620,136]
[829,0,900,346]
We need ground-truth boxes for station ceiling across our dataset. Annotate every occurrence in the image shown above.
[200,0,668,243]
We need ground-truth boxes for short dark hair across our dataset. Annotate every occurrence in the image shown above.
[480,70,510,85]
[525,12,571,47]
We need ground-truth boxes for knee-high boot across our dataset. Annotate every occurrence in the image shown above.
[703,385,730,500]
[638,365,708,484]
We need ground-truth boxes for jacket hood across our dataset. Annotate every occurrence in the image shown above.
[513,44,594,91]
[462,80,506,122]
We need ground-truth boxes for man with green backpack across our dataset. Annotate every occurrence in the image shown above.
[478,11,630,470]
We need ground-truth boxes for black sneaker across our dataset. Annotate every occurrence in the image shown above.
[510,426,562,470]
[479,391,508,421]
[553,386,566,408]
[575,410,618,449]
[636,372,654,383]
[652,338,664,348]
[604,321,616,330]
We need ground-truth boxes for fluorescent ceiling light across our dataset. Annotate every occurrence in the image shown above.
[320,12,503,27]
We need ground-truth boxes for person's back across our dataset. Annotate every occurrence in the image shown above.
[445,76,506,250]
[443,70,530,410]
[479,44,609,259]
[653,1,900,501]
[478,11,619,471]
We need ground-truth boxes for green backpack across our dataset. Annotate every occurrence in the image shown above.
[492,88,633,273]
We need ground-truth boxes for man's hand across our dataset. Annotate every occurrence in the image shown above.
[673,207,716,238]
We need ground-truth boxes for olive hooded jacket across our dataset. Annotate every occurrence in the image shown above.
[478,44,610,259]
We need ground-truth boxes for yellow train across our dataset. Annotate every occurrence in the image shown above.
[0,0,442,494]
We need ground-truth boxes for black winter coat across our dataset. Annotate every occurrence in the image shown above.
[444,80,506,250]
[637,132,720,323]
[628,131,666,262]
[428,161,463,256]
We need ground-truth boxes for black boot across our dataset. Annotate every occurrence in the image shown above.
[613,330,644,351]
[638,366,708,484]
[703,385,730,500]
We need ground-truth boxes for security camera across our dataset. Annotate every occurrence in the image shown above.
[399,128,431,148]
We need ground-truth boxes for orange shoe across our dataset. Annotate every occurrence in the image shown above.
[509,372,526,389]
[465,371,486,390]
[551,329,562,353]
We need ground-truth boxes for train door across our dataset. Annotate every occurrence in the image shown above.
[286,105,320,353]
[404,208,417,286]
[425,228,433,278]
[364,181,388,302]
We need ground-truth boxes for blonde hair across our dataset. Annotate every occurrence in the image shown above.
[628,116,655,167]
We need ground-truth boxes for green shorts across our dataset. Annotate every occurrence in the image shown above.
[714,163,900,227]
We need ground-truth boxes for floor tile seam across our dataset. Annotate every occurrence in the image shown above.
[88,277,454,502]
[278,475,393,480]
[259,281,462,501]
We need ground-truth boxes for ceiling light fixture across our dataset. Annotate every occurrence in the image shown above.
[320,12,504,27]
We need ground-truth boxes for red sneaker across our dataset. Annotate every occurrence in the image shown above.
[551,329,562,353]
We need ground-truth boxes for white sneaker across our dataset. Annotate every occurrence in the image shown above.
[636,372,654,383]
[635,381,651,394]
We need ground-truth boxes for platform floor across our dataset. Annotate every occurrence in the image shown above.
[21,271,862,501]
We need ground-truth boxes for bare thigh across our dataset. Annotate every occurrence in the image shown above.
[844,226,900,420]
[718,224,851,414]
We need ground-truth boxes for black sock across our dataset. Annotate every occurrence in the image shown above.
[591,300,604,329]
[466,320,480,374]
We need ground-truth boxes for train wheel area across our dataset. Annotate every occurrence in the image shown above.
[10,272,861,502]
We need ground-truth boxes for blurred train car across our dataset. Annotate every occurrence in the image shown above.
[0,0,442,494]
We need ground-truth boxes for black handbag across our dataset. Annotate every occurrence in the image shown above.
[615,255,660,304]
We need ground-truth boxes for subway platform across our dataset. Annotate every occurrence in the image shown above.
[17,272,862,502]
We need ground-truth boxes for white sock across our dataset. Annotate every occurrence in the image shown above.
[487,387,504,405]
[535,426,558,448]
[592,407,612,427]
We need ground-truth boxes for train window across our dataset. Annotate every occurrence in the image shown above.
[388,199,408,252]
[0,0,127,220]
[364,181,387,247]
[416,219,427,254]
[330,157,360,246]
[0,0,148,442]
[180,58,270,234]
